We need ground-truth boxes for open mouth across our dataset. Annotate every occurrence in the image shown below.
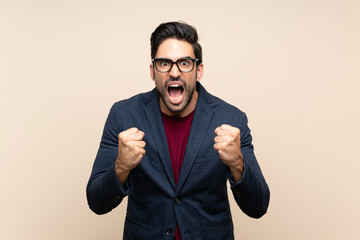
[167,83,184,104]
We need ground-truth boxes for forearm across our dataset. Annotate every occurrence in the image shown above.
[86,103,133,214]
[229,113,270,218]
[115,158,131,186]
[229,163,244,182]
[231,165,270,218]
[86,164,129,215]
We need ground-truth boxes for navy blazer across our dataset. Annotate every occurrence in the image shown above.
[87,82,270,240]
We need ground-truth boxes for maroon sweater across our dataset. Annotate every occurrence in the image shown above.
[161,110,195,240]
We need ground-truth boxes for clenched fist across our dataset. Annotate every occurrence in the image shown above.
[214,124,244,182]
[115,127,146,185]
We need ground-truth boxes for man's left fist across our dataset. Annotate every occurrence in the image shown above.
[214,124,244,181]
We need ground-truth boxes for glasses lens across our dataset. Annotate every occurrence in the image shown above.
[154,58,195,72]
[155,59,173,72]
[177,59,194,72]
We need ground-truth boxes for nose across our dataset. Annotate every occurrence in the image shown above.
[169,64,181,78]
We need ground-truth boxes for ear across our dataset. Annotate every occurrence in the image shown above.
[196,63,204,81]
[150,63,155,81]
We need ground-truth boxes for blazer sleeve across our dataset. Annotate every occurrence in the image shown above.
[229,113,270,218]
[86,103,131,215]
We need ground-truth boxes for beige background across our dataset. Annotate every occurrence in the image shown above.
[1,0,359,239]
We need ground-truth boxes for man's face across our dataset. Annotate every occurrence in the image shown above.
[150,38,203,117]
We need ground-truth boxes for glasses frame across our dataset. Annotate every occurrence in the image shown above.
[152,57,199,73]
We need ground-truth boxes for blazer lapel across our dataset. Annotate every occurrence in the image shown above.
[176,84,214,194]
[144,90,176,189]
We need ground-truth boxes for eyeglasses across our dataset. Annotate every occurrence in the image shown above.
[152,57,199,73]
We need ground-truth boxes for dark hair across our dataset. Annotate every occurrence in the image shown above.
[150,21,202,65]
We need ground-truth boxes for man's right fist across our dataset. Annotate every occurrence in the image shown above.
[115,127,146,184]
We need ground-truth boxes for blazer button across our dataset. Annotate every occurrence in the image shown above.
[175,198,180,204]
[113,195,121,202]
[165,229,172,236]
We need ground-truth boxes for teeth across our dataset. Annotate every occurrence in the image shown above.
[170,96,181,100]
[169,84,180,88]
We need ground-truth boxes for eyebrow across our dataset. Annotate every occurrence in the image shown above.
[155,56,194,60]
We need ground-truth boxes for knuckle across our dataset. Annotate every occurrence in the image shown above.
[218,142,225,150]
[128,127,138,132]
[135,147,144,156]
[124,139,132,145]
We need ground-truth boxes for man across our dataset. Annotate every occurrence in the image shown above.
[87,21,270,240]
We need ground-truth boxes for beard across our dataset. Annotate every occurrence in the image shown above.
[154,74,197,114]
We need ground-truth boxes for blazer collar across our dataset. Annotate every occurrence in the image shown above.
[176,82,214,193]
[144,89,176,189]
[144,82,214,192]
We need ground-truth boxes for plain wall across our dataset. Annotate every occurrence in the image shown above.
[1,0,359,239]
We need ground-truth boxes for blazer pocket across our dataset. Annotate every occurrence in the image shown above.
[210,217,232,230]
[125,216,150,229]
[209,217,234,240]
[124,217,158,239]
